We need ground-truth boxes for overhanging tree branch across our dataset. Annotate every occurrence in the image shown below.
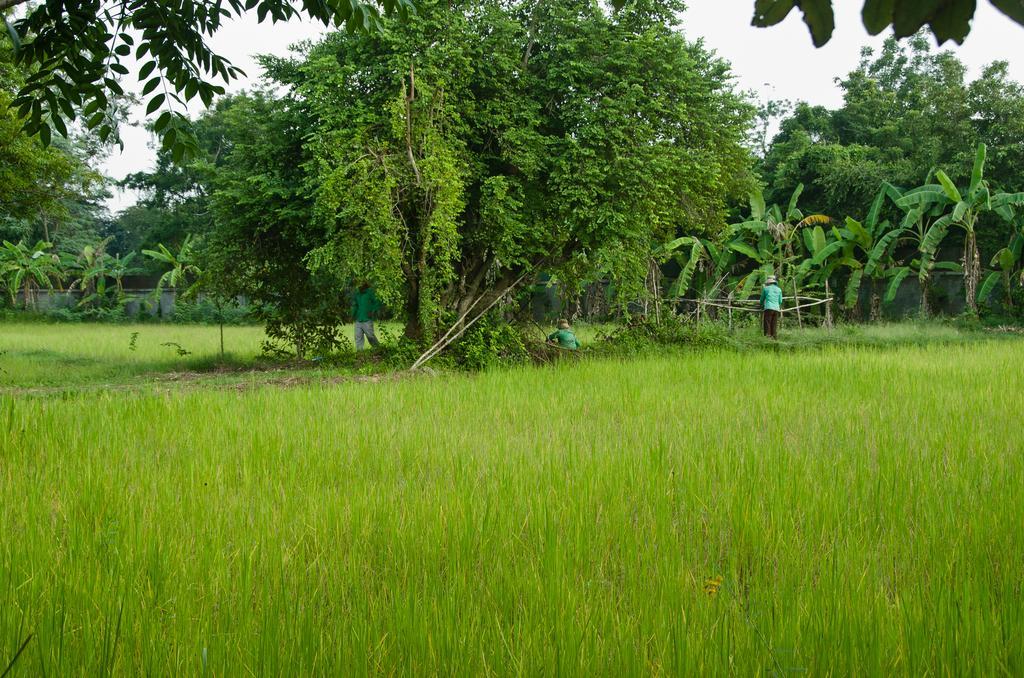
[5,0,415,158]
[744,0,1024,47]
[0,0,30,12]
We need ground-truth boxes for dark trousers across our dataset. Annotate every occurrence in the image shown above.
[762,309,780,339]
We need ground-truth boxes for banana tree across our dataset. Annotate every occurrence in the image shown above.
[794,224,853,326]
[887,184,961,317]
[726,227,777,301]
[834,183,908,319]
[727,185,831,323]
[660,236,739,320]
[143,235,203,300]
[896,144,1024,313]
[107,253,142,300]
[67,238,114,308]
[659,236,705,300]
[696,239,739,302]
[979,231,1023,309]
[144,235,228,358]
[0,240,63,309]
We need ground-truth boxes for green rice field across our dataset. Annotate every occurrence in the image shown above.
[2,325,1023,675]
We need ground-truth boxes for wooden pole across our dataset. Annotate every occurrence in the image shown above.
[824,280,833,330]
[793,279,802,328]
[653,262,662,325]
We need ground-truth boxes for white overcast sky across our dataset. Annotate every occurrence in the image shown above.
[102,2,1024,211]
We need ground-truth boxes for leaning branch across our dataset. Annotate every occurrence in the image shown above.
[521,8,539,69]
[411,271,532,371]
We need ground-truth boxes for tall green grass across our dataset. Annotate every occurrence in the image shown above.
[2,342,1022,675]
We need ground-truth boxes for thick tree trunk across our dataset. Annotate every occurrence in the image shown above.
[870,293,881,323]
[404,290,423,341]
[868,278,884,323]
[964,231,981,314]
[920,276,931,318]
[400,250,425,341]
[446,254,492,324]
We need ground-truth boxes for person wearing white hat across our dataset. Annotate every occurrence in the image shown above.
[760,275,783,339]
[547,318,581,350]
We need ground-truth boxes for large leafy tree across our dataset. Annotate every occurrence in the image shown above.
[200,91,348,357]
[291,0,754,340]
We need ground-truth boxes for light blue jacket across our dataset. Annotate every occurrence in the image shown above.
[760,284,783,311]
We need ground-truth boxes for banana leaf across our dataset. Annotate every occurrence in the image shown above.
[669,241,704,298]
[865,227,905,276]
[844,217,870,248]
[896,185,948,209]
[921,215,953,254]
[899,207,923,231]
[844,269,864,309]
[978,271,1001,304]
[655,236,697,256]
[992,247,1016,272]
[969,143,987,197]
[884,267,912,304]
[935,170,963,204]
[802,228,815,255]
[728,241,763,263]
[952,200,970,223]
[811,240,845,266]
[749,191,766,221]
[786,184,804,222]
[866,185,887,230]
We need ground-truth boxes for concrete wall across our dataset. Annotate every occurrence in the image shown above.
[17,289,191,317]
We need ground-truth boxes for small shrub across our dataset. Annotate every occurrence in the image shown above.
[449,314,530,370]
[590,318,732,357]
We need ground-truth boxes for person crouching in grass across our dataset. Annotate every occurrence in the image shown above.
[760,275,783,339]
[351,282,381,350]
[547,319,581,350]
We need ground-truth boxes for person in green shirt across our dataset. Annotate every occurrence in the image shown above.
[760,275,783,339]
[351,283,381,350]
[547,319,581,350]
